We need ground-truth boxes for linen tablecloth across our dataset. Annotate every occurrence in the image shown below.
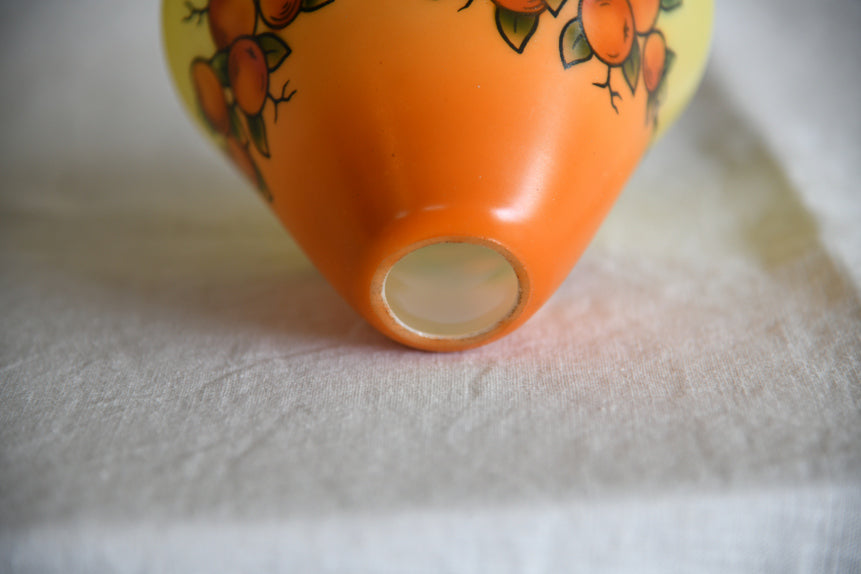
[1,0,859,572]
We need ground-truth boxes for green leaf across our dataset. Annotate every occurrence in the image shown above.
[664,48,676,77]
[257,33,291,70]
[660,0,682,11]
[228,106,247,144]
[495,6,539,54]
[655,48,675,96]
[254,170,273,202]
[209,51,229,86]
[622,37,640,94]
[646,92,658,126]
[649,49,675,123]
[544,0,567,17]
[301,0,334,12]
[246,113,270,158]
[559,17,592,68]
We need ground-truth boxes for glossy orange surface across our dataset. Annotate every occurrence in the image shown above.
[163,0,712,351]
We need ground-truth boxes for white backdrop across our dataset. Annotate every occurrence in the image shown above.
[1,1,860,572]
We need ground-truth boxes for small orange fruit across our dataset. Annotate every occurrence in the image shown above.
[642,30,666,92]
[630,0,660,35]
[256,0,303,29]
[191,59,230,135]
[228,38,269,116]
[580,0,635,66]
[208,0,256,50]
[492,0,548,14]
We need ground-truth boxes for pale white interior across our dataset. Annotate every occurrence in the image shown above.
[382,242,520,339]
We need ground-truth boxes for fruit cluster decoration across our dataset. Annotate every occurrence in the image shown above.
[184,0,336,201]
[458,0,680,120]
[186,0,681,203]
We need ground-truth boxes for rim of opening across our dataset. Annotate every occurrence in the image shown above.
[373,238,528,347]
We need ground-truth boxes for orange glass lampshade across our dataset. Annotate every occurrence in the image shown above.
[163,0,713,351]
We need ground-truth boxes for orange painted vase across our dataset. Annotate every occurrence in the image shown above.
[162,0,713,351]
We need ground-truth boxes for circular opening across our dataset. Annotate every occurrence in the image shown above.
[382,242,521,339]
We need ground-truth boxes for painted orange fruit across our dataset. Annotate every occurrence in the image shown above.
[190,59,230,135]
[630,0,660,35]
[256,0,303,29]
[492,0,548,14]
[642,30,666,92]
[580,0,635,66]
[228,38,269,116]
[208,0,256,50]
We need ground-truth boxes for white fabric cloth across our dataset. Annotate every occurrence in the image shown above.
[1,0,860,572]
